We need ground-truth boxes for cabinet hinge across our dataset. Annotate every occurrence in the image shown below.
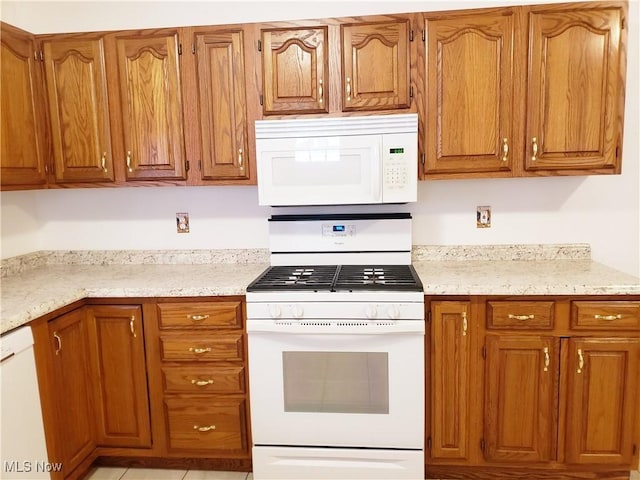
[185,160,190,172]
[420,153,425,165]
[480,439,485,452]
[39,50,44,61]
[621,16,626,30]
[427,437,432,450]
[199,160,202,170]
[258,40,262,52]
[482,345,487,359]
[410,86,413,98]
[259,94,264,106]
[426,310,432,323]
[633,444,637,455]
[409,30,414,42]
[178,43,182,55]
[192,43,196,54]
[422,30,426,42]
[616,144,621,159]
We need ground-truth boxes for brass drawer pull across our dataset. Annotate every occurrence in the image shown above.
[193,424,216,432]
[101,152,107,172]
[531,137,538,161]
[508,314,535,321]
[577,348,584,374]
[501,138,509,162]
[189,347,212,354]
[191,379,214,387]
[318,78,323,103]
[188,314,210,322]
[462,311,468,337]
[53,332,62,355]
[593,314,622,321]
[126,150,133,172]
[130,316,137,338]
[543,347,550,372]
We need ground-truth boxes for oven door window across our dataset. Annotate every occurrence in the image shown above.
[282,351,389,414]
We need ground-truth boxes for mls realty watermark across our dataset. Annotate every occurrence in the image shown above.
[4,460,63,474]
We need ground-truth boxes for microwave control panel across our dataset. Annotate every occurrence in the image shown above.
[382,134,417,203]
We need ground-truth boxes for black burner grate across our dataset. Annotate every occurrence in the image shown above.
[247,265,338,291]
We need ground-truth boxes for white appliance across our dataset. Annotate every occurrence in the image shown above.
[246,213,425,480]
[255,114,418,206]
[0,326,50,479]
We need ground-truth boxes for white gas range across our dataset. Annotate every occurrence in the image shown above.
[246,213,425,480]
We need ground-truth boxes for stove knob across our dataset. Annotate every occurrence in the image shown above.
[387,305,400,319]
[268,305,281,319]
[365,305,378,319]
[291,304,304,318]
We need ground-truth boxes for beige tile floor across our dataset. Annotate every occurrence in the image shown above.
[86,467,640,480]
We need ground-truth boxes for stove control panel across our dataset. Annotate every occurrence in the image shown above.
[322,223,356,238]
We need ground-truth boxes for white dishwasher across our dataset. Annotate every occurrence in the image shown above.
[0,326,50,479]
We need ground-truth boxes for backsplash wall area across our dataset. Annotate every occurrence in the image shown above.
[0,0,638,277]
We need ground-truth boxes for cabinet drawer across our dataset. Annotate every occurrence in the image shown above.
[162,366,245,394]
[160,333,244,362]
[571,301,640,331]
[487,301,555,329]
[158,302,242,329]
[164,397,248,453]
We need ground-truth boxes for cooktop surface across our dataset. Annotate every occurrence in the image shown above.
[247,265,423,292]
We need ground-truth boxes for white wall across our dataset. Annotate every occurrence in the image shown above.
[1,0,638,277]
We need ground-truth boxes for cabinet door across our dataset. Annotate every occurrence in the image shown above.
[114,31,186,180]
[525,6,624,172]
[194,29,249,180]
[484,335,557,463]
[341,20,410,111]
[43,37,114,183]
[429,301,471,461]
[48,308,95,476]
[424,12,514,174]
[87,305,151,447]
[261,27,328,114]
[0,25,47,188]
[564,338,639,465]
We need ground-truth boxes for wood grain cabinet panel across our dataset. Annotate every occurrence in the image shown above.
[525,6,624,172]
[86,305,151,448]
[157,301,243,329]
[160,333,244,362]
[487,301,555,330]
[162,365,245,394]
[564,337,639,465]
[261,27,328,114]
[113,31,186,180]
[341,21,410,111]
[193,28,250,180]
[0,23,47,188]
[42,36,114,183]
[423,12,515,174]
[570,301,640,331]
[429,301,471,461]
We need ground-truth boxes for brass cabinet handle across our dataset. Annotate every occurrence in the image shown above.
[508,314,535,321]
[501,138,509,162]
[346,77,351,102]
[594,314,622,321]
[238,149,244,171]
[462,311,468,337]
[193,424,216,432]
[188,314,210,322]
[101,152,107,172]
[189,347,212,354]
[577,348,584,374]
[53,332,62,355]
[129,316,137,338]
[318,78,323,103]
[126,150,133,172]
[191,379,214,387]
[531,137,538,162]
[543,347,550,372]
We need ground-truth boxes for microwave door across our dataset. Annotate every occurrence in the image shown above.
[257,135,382,206]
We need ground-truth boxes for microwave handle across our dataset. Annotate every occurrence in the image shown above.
[372,143,383,202]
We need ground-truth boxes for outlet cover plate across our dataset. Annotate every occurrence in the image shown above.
[176,212,190,233]
[477,206,491,228]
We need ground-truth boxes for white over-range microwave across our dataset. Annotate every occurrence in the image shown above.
[255,113,418,206]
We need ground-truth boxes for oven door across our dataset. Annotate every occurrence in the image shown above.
[247,321,424,449]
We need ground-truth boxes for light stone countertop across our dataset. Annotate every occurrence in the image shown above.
[1,246,639,335]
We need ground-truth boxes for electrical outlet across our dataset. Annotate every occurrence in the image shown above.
[477,206,491,228]
[176,212,190,233]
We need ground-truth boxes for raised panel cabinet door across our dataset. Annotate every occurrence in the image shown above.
[0,25,47,187]
[87,305,152,448]
[115,32,186,180]
[261,27,328,114]
[525,6,624,172]
[48,308,95,477]
[195,29,249,180]
[43,37,114,183]
[341,20,410,111]
[564,337,639,465]
[429,301,471,461]
[424,12,515,174]
[484,335,557,463]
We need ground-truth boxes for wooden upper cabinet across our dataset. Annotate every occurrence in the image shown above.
[424,12,515,174]
[341,20,410,111]
[564,337,639,465]
[261,27,328,115]
[42,36,114,183]
[113,31,186,180]
[194,28,249,180]
[484,335,557,463]
[0,24,47,188]
[525,5,624,172]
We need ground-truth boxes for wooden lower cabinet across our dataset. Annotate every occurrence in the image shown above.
[426,296,640,480]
